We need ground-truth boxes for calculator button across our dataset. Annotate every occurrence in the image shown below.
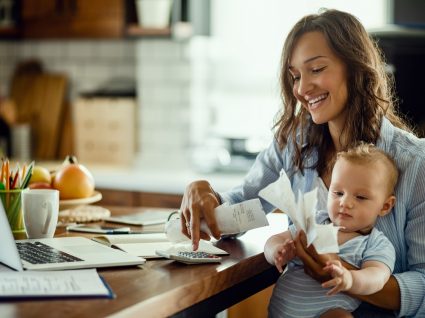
[177,252,220,259]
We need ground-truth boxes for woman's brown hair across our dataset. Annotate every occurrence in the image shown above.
[274,9,411,175]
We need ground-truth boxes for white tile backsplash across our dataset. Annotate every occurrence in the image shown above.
[0,38,192,163]
[136,39,191,161]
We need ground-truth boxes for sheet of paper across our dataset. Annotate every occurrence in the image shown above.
[92,233,169,246]
[259,169,339,254]
[115,242,173,258]
[313,224,340,254]
[0,269,112,298]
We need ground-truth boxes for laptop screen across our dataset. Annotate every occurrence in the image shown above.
[0,201,24,271]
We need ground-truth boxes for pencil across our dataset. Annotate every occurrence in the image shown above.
[5,160,9,191]
[0,160,4,185]
[11,171,19,190]
[21,164,26,189]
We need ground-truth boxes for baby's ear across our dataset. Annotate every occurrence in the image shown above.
[379,195,396,216]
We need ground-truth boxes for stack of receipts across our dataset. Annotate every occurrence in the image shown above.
[259,170,339,254]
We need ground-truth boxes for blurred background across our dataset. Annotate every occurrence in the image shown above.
[0,0,424,174]
[0,1,424,316]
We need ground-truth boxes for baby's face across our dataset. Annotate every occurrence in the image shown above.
[327,158,391,233]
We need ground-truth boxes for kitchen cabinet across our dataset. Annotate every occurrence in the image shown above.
[18,0,173,39]
[96,188,182,208]
[125,0,172,37]
[228,285,274,318]
[0,26,18,38]
[0,0,202,39]
[21,0,125,38]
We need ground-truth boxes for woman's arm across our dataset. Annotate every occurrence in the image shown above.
[349,275,400,310]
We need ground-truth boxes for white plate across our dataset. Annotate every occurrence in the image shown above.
[59,191,102,210]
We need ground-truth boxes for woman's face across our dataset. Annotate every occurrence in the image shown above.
[289,31,348,132]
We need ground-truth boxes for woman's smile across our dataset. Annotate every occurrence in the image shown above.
[307,93,329,110]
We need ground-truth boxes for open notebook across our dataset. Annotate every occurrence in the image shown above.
[92,233,229,258]
[104,210,177,226]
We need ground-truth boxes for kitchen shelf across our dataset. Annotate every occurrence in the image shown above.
[126,24,171,37]
[0,26,19,38]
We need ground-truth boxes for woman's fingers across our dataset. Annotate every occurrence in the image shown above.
[274,249,286,273]
[179,181,221,250]
[201,193,221,239]
[179,209,190,238]
[190,206,201,250]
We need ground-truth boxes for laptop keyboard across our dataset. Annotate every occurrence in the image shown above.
[16,242,83,264]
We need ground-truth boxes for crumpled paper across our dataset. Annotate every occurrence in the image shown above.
[259,170,339,254]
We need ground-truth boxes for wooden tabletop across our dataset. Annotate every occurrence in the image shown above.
[1,207,286,318]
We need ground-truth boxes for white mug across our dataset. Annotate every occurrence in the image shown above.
[22,189,59,239]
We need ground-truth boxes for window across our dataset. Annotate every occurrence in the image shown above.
[190,0,389,155]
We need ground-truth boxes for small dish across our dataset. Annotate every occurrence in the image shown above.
[59,190,102,210]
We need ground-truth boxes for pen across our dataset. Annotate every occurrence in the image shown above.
[106,231,144,234]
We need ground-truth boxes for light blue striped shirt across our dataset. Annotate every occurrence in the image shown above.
[267,225,395,317]
[221,117,425,317]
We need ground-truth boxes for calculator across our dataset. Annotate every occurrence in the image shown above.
[156,250,222,264]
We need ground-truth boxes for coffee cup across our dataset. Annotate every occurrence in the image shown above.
[22,189,59,239]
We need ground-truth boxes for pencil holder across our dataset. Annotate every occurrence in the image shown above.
[0,189,24,235]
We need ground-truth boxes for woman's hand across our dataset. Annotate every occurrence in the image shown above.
[180,180,221,250]
[294,230,339,282]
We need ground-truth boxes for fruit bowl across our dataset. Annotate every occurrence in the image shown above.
[59,190,102,211]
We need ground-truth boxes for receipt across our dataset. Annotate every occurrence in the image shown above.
[214,198,269,235]
[259,170,339,254]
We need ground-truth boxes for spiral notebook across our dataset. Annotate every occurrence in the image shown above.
[0,267,114,299]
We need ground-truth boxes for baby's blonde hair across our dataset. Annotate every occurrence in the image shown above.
[336,143,399,195]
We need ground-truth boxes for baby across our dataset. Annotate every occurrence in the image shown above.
[265,143,397,318]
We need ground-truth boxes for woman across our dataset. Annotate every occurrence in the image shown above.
[180,9,425,317]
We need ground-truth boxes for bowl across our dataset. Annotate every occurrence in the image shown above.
[59,190,102,211]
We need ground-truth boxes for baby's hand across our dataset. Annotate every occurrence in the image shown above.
[321,260,353,295]
[273,239,295,273]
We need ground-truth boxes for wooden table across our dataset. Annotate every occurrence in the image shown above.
[1,207,286,318]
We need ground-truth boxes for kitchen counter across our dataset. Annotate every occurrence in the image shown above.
[90,165,246,195]
[42,160,246,195]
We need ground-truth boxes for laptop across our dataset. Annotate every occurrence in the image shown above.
[0,202,145,271]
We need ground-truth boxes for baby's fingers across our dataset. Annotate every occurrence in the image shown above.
[321,276,343,294]
[323,263,344,276]
[325,284,342,296]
